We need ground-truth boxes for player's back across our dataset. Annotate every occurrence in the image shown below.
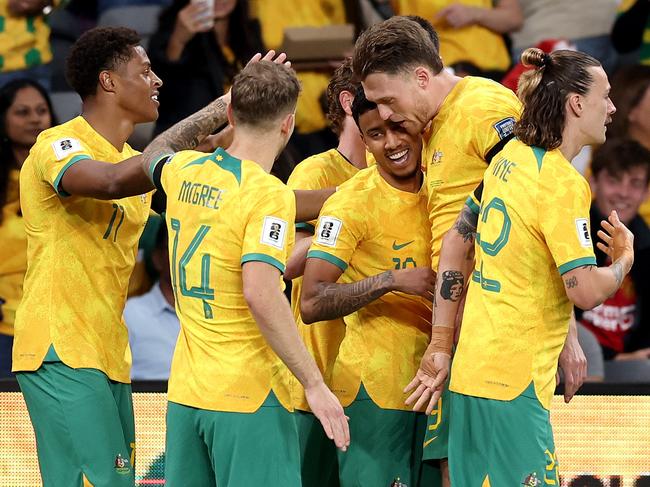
[160,147,296,413]
[424,76,521,268]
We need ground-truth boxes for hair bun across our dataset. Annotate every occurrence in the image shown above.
[521,48,550,69]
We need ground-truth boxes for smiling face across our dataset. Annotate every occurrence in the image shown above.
[592,165,649,225]
[4,86,52,149]
[357,105,422,188]
[112,45,162,123]
[579,66,616,145]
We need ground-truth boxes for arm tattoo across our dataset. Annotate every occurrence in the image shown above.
[611,260,624,288]
[453,205,479,243]
[439,270,464,302]
[142,97,229,168]
[565,276,578,289]
[311,271,394,321]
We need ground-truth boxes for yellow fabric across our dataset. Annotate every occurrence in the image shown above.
[286,148,364,410]
[450,140,597,409]
[423,76,520,269]
[250,0,346,133]
[395,0,511,71]
[0,170,26,336]
[13,117,150,383]
[639,196,650,227]
[161,147,296,413]
[308,166,432,410]
[0,2,53,73]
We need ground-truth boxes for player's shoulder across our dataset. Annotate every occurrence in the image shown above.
[288,148,346,189]
[324,166,376,208]
[460,76,521,113]
[32,117,90,153]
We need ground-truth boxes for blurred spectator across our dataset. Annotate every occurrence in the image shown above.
[577,139,650,365]
[125,221,179,380]
[609,65,650,225]
[611,0,650,64]
[394,0,522,79]
[149,0,264,135]
[250,0,347,159]
[0,78,54,377]
[97,0,171,16]
[0,0,63,90]
[510,0,619,74]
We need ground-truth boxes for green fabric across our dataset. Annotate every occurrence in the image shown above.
[241,252,285,273]
[448,383,558,486]
[421,383,450,461]
[165,392,301,486]
[16,363,135,487]
[294,410,339,487]
[337,384,427,487]
[306,250,348,272]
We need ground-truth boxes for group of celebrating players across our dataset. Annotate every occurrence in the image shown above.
[11,13,635,487]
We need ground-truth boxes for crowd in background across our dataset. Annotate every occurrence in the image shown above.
[1,0,650,383]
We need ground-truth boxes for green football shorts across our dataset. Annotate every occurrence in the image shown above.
[295,408,339,487]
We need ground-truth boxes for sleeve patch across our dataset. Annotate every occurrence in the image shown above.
[51,138,84,161]
[575,218,592,247]
[493,117,516,140]
[260,216,288,250]
[315,216,342,247]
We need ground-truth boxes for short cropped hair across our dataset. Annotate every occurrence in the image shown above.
[351,85,377,129]
[592,138,650,185]
[231,61,300,128]
[352,16,443,80]
[65,27,141,100]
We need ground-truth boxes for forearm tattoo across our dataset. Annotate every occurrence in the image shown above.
[611,260,624,288]
[453,205,479,243]
[142,97,229,168]
[439,270,464,302]
[311,271,394,321]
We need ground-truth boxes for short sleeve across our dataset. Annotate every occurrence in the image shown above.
[241,182,296,274]
[538,169,597,275]
[307,192,364,272]
[33,135,93,196]
[471,86,520,163]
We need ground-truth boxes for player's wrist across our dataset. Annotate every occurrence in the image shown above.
[429,324,454,356]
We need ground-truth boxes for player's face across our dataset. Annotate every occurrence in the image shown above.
[362,71,431,135]
[358,107,422,183]
[628,85,650,141]
[450,282,463,301]
[213,0,237,19]
[4,86,52,148]
[592,166,649,225]
[580,66,615,145]
[114,46,162,123]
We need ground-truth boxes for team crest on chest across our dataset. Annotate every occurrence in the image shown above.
[430,150,443,166]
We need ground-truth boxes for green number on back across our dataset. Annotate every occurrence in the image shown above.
[473,197,511,293]
[103,203,125,241]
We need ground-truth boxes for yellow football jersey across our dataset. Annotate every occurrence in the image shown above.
[639,197,650,227]
[423,76,521,269]
[286,148,363,410]
[0,2,54,73]
[394,0,511,71]
[157,147,296,413]
[13,117,150,383]
[450,140,597,409]
[307,166,432,410]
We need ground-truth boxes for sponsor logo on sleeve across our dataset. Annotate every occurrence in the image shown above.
[315,216,342,247]
[52,138,83,160]
[493,117,515,140]
[261,216,287,250]
[575,218,592,247]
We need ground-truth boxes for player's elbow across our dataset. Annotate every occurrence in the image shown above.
[565,288,604,311]
[299,296,319,324]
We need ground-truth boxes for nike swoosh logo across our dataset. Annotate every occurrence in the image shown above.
[392,240,414,251]
[423,436,438,448]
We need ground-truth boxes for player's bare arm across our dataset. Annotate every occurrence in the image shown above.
[557,312,587,404]
[300,258,434,324]
[284,231,314,280]
[294,188,336,223]
[242,261,350,451]
[563,210,634,310]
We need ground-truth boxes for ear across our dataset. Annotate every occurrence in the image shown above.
[567,93,583,117]
[414,66,431,89]
[98,70,116,94]
[226,103,236,127]
[280,112,295,136]
[339,90,354,116]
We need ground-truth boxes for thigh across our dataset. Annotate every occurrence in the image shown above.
[337,392,417,487]
[295,410,339,487]
[164,401,216,487]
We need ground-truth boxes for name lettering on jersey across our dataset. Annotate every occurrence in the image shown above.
[493,117,515,140]
[574,218,592,247]
[261,216,287,250]
[178,180,225,210]
[315,216,342,247]
[52,138,83,160]
[491,156,517,182]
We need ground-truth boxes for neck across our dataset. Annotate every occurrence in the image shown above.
[11,145,31,168]
[227,128,281,173]
[158,278,175,308]
[558,124,585,161]
[379,166,423,194]
[213,18,229,47]
[427,70,462,119]
[81,98,135,151]
[337,118,367,169]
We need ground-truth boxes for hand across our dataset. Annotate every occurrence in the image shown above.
[557,328,586,403]
[245,50,291,69]
[436,4,480,29]
[194,125,234,152]
[304,381,350,452]
[404,348,450,414]
[597,210,634,266]
[8,0,48,16]
[172,1,214,46]
[392,267,436,301]
[615,348,650,361]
